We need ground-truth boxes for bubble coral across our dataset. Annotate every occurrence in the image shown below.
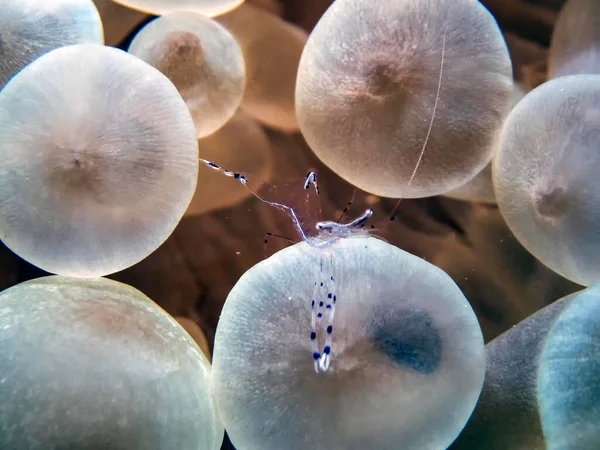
[217,4,308,131]
[129,12,246,138]
[295,0,513,198]
[0,276,223,450]
[112,0,244,17]
[212,236,485,450]
[493,74,600,286]
[538,284,600,450]
[0,0,103,90]
[431,200,579,342]
[185,112,272,217]
[445,83,528,204]
[548,0,600,78]
[452,292,577,450]
[0,44,198,278]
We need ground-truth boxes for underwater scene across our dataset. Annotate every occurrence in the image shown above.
[0,0,599,449]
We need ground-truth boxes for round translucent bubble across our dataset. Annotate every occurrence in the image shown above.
[445,83,528,204]
[212,236,485,450]
[129,12,246,138]
[112,0,244,17]
[549,0,600,78]
[296,0,513,198]
[185,112,271,216]
[452,292,577,450]
[494,74,600,286]
[0,44,198,278]
[217,4,308,131]
[538,285,600,450]
[0,0,103,90]
[0,276,224,450]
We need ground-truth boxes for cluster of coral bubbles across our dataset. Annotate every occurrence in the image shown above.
[0,0,599,449]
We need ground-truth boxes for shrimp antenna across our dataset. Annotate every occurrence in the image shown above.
[199,158,319,242]
[337,188,357,224]
[390,29,446,220]
[304,170,320,194]
[246,185,309,241]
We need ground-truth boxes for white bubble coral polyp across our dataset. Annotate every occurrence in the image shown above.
[0,44,199,278]
[212,236,485,450]
[296,0,513,198]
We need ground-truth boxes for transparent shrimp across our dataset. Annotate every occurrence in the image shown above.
[200,158,373,372]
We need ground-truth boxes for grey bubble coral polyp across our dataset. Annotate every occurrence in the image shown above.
[494,74,600,286]
[549,0,600,78]
[0,44,199,278]
[538,285,600,450]
[0,0,104,90]
[212,236,485,450]
[452,293,578,450]
[0,276,224,450]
